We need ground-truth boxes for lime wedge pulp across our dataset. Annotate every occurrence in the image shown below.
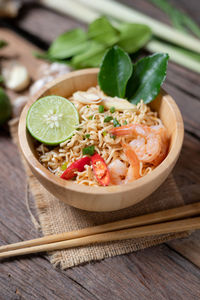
[26,95,79,145]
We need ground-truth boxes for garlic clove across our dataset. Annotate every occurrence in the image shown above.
[3,64,30,92]
[29,76,54,95]
[12,96,29,117]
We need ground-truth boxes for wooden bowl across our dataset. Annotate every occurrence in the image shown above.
[18,69,184,212]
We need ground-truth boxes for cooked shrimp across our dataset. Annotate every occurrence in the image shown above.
[110,124,168,166]
[122,143,141,183]
[108,145,140,185]
[108,159,127,185]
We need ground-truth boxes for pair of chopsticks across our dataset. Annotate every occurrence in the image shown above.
[0,203,200,260]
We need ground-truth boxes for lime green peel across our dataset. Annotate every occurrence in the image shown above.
[26,95,79,145]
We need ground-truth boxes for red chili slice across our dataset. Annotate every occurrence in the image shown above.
[60,156,91,180]
[91,153,110,186]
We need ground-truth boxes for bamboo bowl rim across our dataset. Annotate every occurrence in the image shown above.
[18,68,184,196]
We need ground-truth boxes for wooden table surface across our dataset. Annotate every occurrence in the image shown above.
[1,1,200,299]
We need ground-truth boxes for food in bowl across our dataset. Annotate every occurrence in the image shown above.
[28,86,168,187]
[26,46,170,189]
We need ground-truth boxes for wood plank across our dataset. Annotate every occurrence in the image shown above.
[168,230,200,268]
[0,1,200,298]
[0,130,200,298]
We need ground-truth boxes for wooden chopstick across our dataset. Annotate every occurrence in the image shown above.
[0,202,200,254]
[0,216,200,259]
[0,203,200,260]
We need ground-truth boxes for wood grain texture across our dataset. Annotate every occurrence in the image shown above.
[0,0,200,299]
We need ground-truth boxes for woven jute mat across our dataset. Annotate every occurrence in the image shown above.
[10,119,188,269]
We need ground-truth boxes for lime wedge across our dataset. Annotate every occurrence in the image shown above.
[26,95,79,145]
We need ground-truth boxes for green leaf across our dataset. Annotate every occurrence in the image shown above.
[48,29,88,59]
[98,46,133,98]
[82,145,95,156]
[71,41,106,69]
[117,23,152,53]
[126,53,169,104]
[0,40,8,49]
[88,16,119,46]
[33,51,70,64]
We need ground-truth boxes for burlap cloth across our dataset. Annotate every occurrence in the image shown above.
[10,119,188,269]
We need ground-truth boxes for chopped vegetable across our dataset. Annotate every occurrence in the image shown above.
[91,153,110,186]
[82,145,95,156]
[85,134,90,139]
[61,162,68,171]
[113,118,120,127]
[98,105,104,113]
[110,106,115,113]
[110,134,116,140]
[104,116,113,123]
[60,156,91,180]
[123,120,128,125]
[102,131,107,136]
[88,115,93,120]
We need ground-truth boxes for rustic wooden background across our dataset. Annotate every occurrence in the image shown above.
[0,0,200,299]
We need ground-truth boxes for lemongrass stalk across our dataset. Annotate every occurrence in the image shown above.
[40,0,98,23]
[147,40,200,73]
[40,0,200,73]
[76,0,200,54]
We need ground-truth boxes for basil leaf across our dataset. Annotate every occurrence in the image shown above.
[126,53,169,104]
[48,29,88,59]
[98,46,133,98]
[117,23,152,53]
[88,16,119,46]
[33,51,70,64]
[71,41,106,69]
